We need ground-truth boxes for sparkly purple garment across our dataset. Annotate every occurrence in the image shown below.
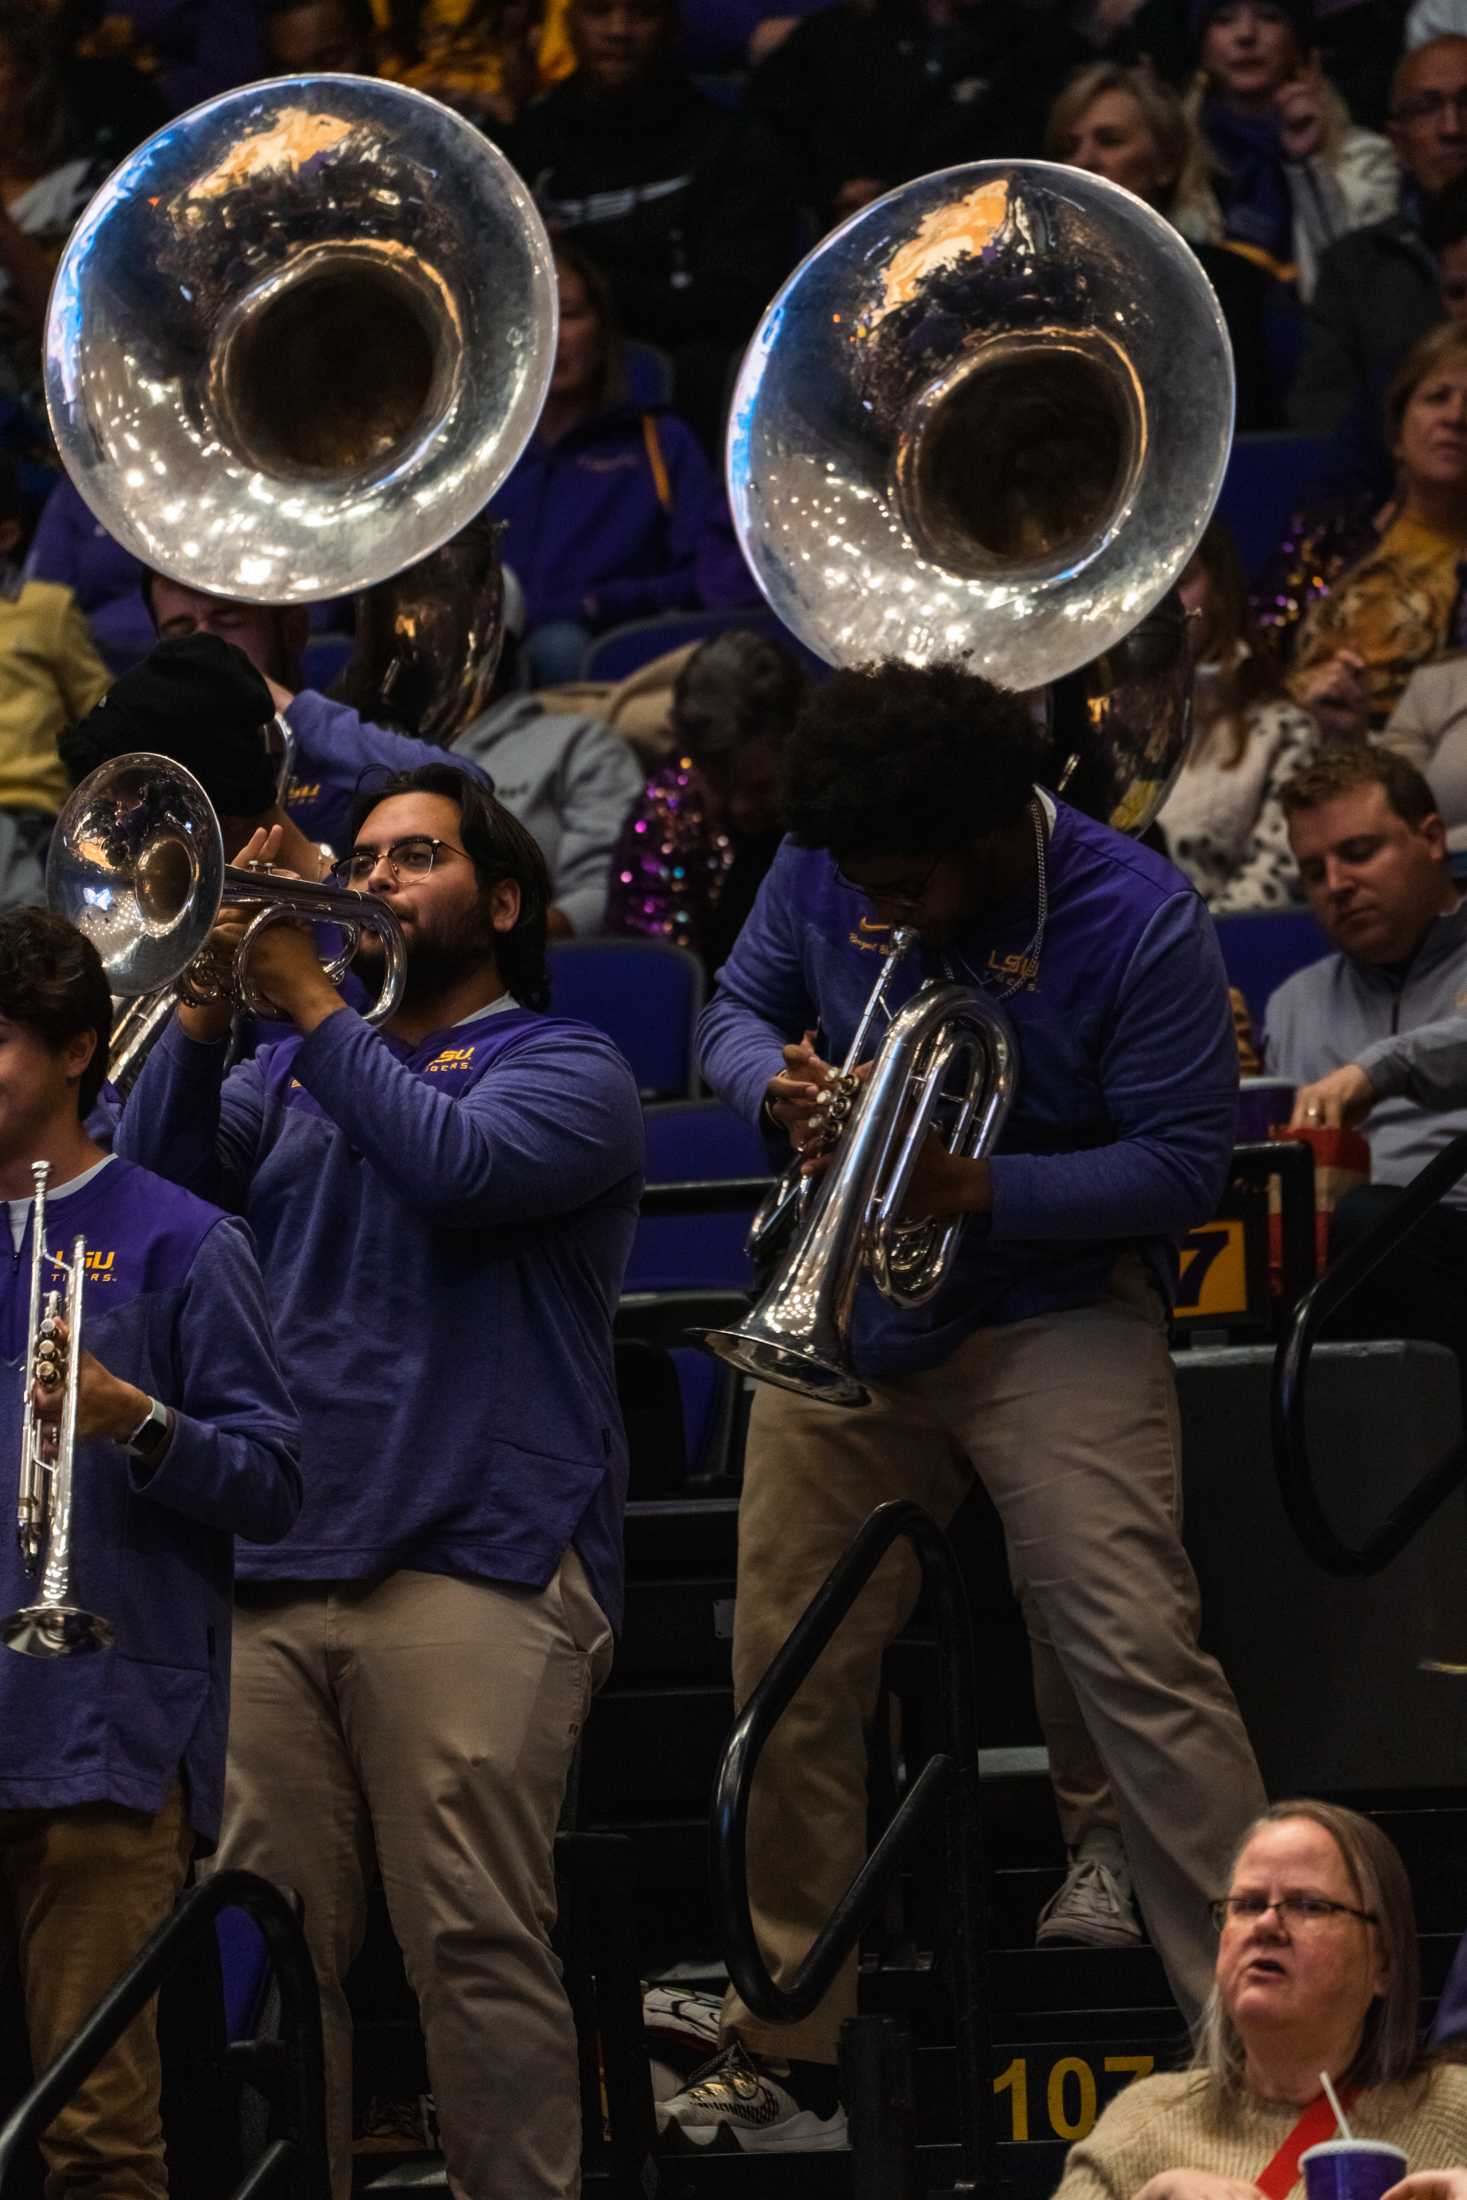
[606,757,732,955]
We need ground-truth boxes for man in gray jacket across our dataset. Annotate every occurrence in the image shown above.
[1265,745,1467,1395]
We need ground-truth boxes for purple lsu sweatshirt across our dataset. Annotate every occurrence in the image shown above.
[117,1004,645,1631]
[698,799,1239,1377]
[0,1159,302,1843]
[282,692,494,854]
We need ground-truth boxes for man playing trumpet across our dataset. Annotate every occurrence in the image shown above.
[0,908,301,2198]
[117,763,644,2200]
[663,659,1266,2153]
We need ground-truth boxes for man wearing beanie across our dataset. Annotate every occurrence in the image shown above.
[1292,31,1467,429]
[140,572,492,855]
[1190,0,1397,297]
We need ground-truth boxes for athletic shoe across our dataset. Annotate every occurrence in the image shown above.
[352,2093,436,2154]
[1035,1854,1143,1948]
[643,1986,725,2102]
[656,2041,848,2154]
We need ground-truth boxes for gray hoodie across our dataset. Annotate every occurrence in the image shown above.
[456,695,646,937]
[1264,896,1467,1201]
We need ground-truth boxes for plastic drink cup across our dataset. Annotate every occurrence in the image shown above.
[1300,2138,1407,2200]
[1236,1077,1296,1143]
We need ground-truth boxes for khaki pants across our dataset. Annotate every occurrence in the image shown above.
[210,1557,614,2200]
[723,1257,1264,2061]
[0,1787,192,2200]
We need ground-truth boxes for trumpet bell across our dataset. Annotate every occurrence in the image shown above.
[726,161,1233,687]
[694,1325,871,1409]
[1,1605,116,1661]
[44,73,557,603]
[47,753,225,998]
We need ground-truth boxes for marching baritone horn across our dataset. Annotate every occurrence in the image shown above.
[49,754,409,1053]
[6,1164,116,1660]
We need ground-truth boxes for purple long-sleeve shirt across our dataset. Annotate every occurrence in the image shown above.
[0,1157,301,1843]
[282,691,494,853]
[698,798,1238,1375]
[117,1003,643,1630]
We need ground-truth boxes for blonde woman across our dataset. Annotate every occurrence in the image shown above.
[1159,520,1316,911]
[1046,61,1287,427]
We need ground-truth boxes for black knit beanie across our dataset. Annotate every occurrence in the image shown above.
[61,634,279,816]
[1189,0,1313,51]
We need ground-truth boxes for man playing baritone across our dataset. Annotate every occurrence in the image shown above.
[661,661,1265,2154]
[116,763,644,2200]
[0,909,301,2200]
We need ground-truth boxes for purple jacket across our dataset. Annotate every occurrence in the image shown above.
[282,691,493,854]
[698,800,1238,1375]
[489,405,758,632]
[117,1004,644,1632]
[26,476,154,676]
[0,1158,301,1844]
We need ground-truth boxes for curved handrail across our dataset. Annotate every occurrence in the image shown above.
[0,1869,327,2198]
[1272,1130,1467,1577]
[711,1498,990,2190]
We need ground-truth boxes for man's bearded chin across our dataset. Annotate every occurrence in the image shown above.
[352,904,500,1001]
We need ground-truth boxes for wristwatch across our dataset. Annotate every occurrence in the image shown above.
[124,1396,173,1469]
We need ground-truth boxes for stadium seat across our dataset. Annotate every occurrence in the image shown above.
[625,1098,769,1293]
[1216,431,1330,582]
[549,938,706,1098]
[301,630,355,692]
[1214,907,1329,1031]
[623,340,674,407]
[579,606,827,682]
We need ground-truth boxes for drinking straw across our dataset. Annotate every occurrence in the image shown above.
[1320,2072,1355,2140]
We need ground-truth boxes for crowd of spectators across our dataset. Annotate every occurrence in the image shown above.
[10,3,1467,2183]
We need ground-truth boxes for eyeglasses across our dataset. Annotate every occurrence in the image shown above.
[1209,1894,1378,1933]
[332,835,470,887]
[834,852,943,916]
[1394,89,1467,125]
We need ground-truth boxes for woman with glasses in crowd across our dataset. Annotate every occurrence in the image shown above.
[1055,1801,1467,2200]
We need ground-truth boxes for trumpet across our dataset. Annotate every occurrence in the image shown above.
[698,934,1016,1407]
[48,753,408,1074]
[6,1163,115,1660]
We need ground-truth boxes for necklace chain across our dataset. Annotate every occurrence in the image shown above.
[945,796,1048,1003]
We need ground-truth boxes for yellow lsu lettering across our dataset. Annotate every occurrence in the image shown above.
[426,1046,477,1074]
[50,1248,116,1284]
[286,781,322,805]
[992,2053,1154,2144]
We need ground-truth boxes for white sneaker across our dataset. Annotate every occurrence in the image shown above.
[656,2041,849,2154]
[1035,1853,1143,1948]
[643,1986,725,2103]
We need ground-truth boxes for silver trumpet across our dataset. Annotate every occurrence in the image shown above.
[7,1163,116,1659]
[699,934,1016,1407]
[701,161,1236,1403]
[49,754,408,1057]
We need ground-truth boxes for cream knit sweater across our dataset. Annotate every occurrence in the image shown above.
[1056,2061,1467,2200]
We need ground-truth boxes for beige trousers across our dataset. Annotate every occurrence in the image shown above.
[210,1556,613,2200]
[0,1787,193,2200]
[723,1257,1264,2062]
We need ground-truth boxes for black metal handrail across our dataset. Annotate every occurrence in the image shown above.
[1272,1129,1467,1576]
[636,1175,773,1216]
[0,1869,327,2199]
[711,1498,991,2194]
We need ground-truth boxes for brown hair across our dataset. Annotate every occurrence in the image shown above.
[553,242,626,417]
[0,909,113,1118]
[1194,1801,1425,2103]
[1280,746,1439,828]
[1385,320,1467,449]
[1045,62,1219,239]
[1187,520,1289,769]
